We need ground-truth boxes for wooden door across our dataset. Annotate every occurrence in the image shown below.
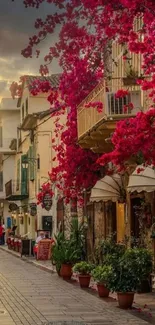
[86,203,95,258]
[131,197,141,239]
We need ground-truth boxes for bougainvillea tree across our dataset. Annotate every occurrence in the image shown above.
[11,0,155,203]
[98,109,155,171]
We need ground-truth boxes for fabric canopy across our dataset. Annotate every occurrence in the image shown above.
[90,174,121,202]
[127,165,155,193]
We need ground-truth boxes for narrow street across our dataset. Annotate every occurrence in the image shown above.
[0,250,150,325]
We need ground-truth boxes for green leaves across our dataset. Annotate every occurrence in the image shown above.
[91,265,113,286]
[52,218,86,266]
[108,248,152,293]
[73,261,94,275]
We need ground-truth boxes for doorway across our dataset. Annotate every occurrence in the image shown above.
[130,197,141,240]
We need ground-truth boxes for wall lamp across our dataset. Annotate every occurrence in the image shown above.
[22,154,40,170]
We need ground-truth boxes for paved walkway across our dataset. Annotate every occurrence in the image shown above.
[1,245,155,323]
[0,249,151,325]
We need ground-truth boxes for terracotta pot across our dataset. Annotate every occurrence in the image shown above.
[61,264,72,280]
[123,77,137,86]
[79,275,91,288]
[123,76,144,86]
[97,284,109,297]
[117,292,134,309]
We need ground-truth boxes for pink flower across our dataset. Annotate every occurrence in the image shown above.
[115,89,129,99]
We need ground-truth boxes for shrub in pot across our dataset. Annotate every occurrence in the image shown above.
[52,236,81,280]
[128,248,152,293]
[52,218,86,277]
[91,265,112,297]
[73,261,94,288]
[94,236,125,266]
[59,239,82,280]
[108,248,152,309]
[51,232,65,276]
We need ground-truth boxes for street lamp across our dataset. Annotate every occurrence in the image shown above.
[22,154,40,169]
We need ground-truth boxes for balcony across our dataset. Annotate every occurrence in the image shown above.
[77,78,144,153]
[5,179,29,201]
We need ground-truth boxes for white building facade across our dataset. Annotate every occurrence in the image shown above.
[0,98,20,228]
[4,75,64,239]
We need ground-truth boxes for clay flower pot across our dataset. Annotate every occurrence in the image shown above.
[78,275,91,288]
[117,292,134,309]
[61,264,72,280]
[97,284,110,297]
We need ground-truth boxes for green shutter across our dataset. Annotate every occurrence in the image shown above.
[16,159,20,190]
[29,145,35,181]
[21,155,28,195]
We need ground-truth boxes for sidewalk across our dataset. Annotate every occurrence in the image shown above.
[1,245,155,324]
[0,244,54,273]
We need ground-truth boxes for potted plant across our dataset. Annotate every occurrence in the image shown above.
[52,233,81,280]
[123,67,139,86]
[108,248,152,309]
[73,261,93,288]
[128,248,152,293]
[52,232,65,276]
[60,239,81,280]
[91,265,113,297]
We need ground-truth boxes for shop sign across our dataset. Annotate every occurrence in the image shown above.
[30,203,37,216]
[9,203,18,211]
[43,193,52,211]
[37,240,51,260]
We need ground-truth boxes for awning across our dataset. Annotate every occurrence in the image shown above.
[90,174,121,202]
[127,165,155,193]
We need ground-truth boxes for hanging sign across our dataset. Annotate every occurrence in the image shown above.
[30,203,37,216]
[9,203,18,212]
[43,193,52,211]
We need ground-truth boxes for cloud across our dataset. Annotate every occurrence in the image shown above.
[0,0,60,98]
[0,29,29,57]
[0,81,8,94]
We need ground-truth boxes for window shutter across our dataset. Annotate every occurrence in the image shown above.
[16,159,20,190]
[0,172,3,192]
[21,155,28,195]
[26,98,28,116]
[29,145,35,181]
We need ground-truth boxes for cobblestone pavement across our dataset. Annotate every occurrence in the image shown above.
[0,250,151,325]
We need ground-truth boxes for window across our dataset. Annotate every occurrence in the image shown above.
[22,104,24,121]
[26,98,28,116]
[29,145,35,181]
[0,172,3,192]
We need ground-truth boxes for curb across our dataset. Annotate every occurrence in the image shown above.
[0,246,55,274]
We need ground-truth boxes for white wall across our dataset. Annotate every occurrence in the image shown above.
[0,99,20,228]
[1,111,19,143]
[19,89,50,124]
[29,96,50,114]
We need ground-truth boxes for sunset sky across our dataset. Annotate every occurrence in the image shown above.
[0,0,60,100]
